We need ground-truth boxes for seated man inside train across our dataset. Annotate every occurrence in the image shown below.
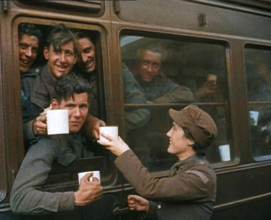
[247,62,271,155]
[11,73,117,219]
[195,73,226,160]
[22,24,104,147]
[195,73,224,102]
[125,46,194,168]
[131,46,194,103]
[74,31,150,134]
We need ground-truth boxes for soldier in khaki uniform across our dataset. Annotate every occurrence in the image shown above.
[98,105,217,220]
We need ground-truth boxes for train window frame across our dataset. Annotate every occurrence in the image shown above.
[119,29,239,172]
[14,0,104,15]
[0,21,8,203]
[13,17,117,191]
[245,43,271,162]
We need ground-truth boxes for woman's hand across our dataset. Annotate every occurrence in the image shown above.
[97,133,130,156]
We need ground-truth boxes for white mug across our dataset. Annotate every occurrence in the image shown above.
[99,126,118,142]
[78,170,100,183]
[47,109,69,135]
[249,111,259,126]
[218,144,231,162]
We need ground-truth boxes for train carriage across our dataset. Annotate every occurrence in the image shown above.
[1,0,271,219]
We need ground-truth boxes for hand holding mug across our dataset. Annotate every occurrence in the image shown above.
[74,173,103,206]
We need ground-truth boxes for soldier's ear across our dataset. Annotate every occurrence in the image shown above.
[43,47,49,60]
[73,57,77,64]
[187,137,195,147]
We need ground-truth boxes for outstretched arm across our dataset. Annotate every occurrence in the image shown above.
[97,133,130,157]
[84,114,106,140]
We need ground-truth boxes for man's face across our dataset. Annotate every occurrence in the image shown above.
[53,93,89,133]
[77,37,96,73]
[166,122,194,159]
[19,34,39,73]
[137,49,161,82]
[44,41,76,79]
[206,74,217,93]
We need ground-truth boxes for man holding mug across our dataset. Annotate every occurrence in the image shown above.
[11,73,117,219]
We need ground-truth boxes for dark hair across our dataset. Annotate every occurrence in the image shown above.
[182,127,205,156]
[45,23,77,56]
[54,73,91,103]
[73,31,95,59]
[18,23,42,43]
[136,47,163,63]
[74,31,94,42]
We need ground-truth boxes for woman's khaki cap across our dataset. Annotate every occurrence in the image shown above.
[169,105,217,149]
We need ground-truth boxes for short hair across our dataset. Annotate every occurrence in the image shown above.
[182,127,203,155]
[45,24,77,56]
[136,47,163,62]
[54,73,91,103]
[18,23,42,43]
[74,31,94,42]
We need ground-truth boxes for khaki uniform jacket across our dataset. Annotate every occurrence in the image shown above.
[115,150,216,220]
[10,134,93,215]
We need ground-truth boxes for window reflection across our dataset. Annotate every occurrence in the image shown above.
[121,35,230,170]
[246,47,271,157]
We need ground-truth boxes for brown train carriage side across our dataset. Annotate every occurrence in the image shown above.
[0,0,271,219]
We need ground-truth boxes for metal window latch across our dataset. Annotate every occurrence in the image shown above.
[198,13,206,26]
[113,206,130,215]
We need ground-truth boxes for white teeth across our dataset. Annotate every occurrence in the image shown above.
[21,60,30,64]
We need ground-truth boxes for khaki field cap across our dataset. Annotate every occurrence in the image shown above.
[169,105,217,149]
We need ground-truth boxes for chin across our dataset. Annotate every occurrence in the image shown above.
[167,147,173,154]
[70,127,81,133]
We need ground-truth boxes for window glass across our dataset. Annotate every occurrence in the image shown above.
[120,34,231,171]
[245,46,271,158]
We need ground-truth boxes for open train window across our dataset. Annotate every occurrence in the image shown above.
[16,20,114,192]
[120,32,232,172]
[245,45,271,160]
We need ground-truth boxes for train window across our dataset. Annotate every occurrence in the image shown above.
[120,33,231,171]
[245,45,271,159]
[17,21,113,190]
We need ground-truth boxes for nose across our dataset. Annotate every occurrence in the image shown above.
[81,53,88,63]
[59,52,66,63]
[25,47,32,57]
[166,128,172,137]
[73,107,81,118]
[146,64,152,72]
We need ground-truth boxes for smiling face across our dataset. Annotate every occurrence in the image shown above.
[77,37,96,73]
[166,122,195,160]
[52,92,89,133]
[43,41,76,79]
[19,34,39,73]
[137,49,162,82]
